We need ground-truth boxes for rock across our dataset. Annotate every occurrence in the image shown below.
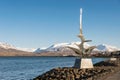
[33,58,120,80]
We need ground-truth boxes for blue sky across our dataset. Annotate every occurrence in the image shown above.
[0,0,120,48]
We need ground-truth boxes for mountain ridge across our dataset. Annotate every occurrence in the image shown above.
[0,42,119,56]
[34,42,120,53]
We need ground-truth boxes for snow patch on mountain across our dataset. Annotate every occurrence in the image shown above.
[34,47,47,53]
[16,47,36,52]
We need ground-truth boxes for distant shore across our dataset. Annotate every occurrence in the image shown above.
[33,57,120,80]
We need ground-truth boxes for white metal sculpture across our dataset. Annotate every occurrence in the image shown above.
[68,8,96,57]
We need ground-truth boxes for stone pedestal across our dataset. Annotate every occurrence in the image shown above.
[74,58,93,69]
[110,58,117,61]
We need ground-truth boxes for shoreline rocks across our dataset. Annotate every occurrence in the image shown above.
[33,58,120,80]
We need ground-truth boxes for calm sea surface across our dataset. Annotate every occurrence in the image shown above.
[0,57,108,80]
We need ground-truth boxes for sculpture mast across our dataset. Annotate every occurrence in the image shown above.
[80,8,83,35]
[79,8,85,57]
[78,8,85,42]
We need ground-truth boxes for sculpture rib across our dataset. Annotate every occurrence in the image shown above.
[85,46,96,54]
[67,46,81,55]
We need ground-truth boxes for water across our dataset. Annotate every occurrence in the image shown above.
[0,57,108,80]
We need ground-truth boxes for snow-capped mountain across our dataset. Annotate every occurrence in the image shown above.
[34,42,120,53]
[0,42,119,55]
[0,42,37,56]
[0,42,35,52]
[45,42,90,51]
[96,44,119,52]
[0,42,15,49]
[37,42,90,52]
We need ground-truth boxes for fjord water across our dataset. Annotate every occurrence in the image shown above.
[0,57,108,80]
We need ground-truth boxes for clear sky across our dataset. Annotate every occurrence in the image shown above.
[0,0,120,48]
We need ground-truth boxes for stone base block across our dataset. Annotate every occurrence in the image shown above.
[74,58,93,69]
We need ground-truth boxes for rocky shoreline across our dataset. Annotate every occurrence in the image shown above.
[33,58,120,80]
